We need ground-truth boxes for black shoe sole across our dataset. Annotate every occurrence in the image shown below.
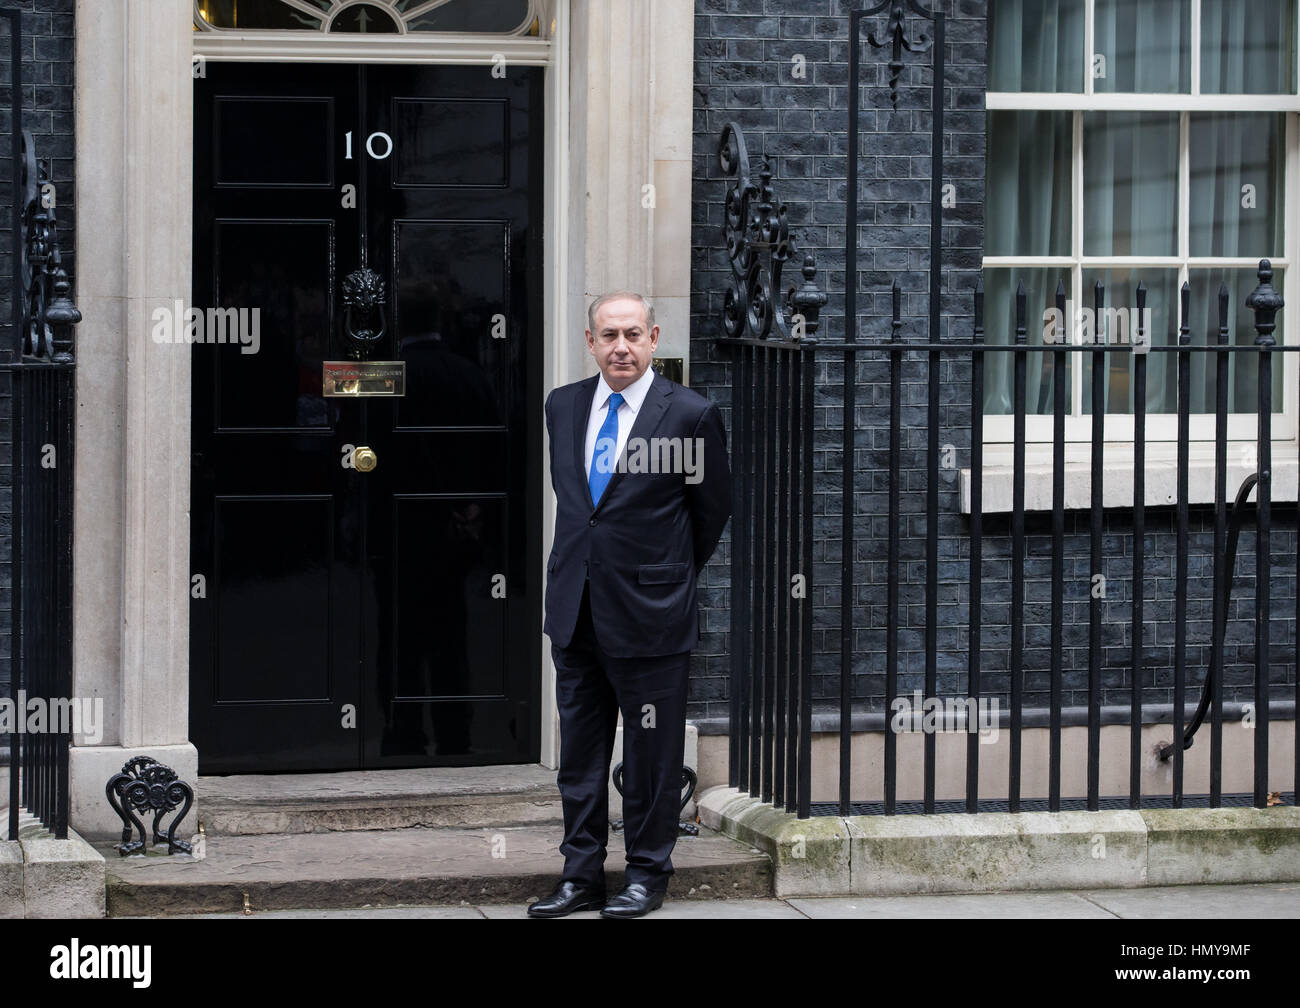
[527,899,606,918]
[599,898,665,919]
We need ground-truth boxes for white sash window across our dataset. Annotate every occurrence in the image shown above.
[983,0,1298,452]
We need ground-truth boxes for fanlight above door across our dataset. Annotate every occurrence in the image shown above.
[194,0,543,35]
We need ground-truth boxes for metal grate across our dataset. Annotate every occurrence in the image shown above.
[810,792,1298,818]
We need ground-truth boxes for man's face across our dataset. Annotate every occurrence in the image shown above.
[586,297,659,392]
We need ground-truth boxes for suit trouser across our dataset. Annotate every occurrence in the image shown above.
[551,581,690,893]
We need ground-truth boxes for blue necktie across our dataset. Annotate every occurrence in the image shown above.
[588,391,624,506]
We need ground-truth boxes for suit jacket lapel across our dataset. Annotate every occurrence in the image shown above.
[573,375,599,510]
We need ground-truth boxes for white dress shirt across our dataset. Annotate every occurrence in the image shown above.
[583,364,657,482]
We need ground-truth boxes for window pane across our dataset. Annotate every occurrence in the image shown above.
[197,0,537,33]
[408,0,533,32]
[1080,269,1179,414]
[198,1,326,30]
[1083,112,1178,256]
[988,0,1085,92]
[1202,0,1298,93]
[1093,0,1191,93]
[330,4,401,33]
[1190,113,1285,258]
[982,268,1074,417]
[986,111,1072,257]
[1188,268,1286,414]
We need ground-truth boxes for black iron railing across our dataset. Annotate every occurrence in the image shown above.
[720,249,1295,822]
[3,7,78,841]
[716,0,1296,820]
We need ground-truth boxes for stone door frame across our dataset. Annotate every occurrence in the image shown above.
[68,0,693,835]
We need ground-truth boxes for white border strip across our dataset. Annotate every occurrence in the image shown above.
[988,92,1300,111]
[193,33,551,64]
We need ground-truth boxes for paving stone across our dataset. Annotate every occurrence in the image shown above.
[787,890,1114,919]
[480,898,806,919]
[1078,881,1300,919]
[113,884,1300,919]
[119,905,486,920]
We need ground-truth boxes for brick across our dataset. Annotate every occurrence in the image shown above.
[687,0,1295,722]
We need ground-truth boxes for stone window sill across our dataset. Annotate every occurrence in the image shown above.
[959,441,1300,514]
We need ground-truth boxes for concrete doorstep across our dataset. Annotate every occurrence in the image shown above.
[0,813,106,919]
[697,785,1300,898]
[101,821,771,917]
[196,764,567,835]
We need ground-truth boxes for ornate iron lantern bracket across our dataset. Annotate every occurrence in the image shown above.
[20,129,80,363]
[717,121,823,342]
[866,0,936,109]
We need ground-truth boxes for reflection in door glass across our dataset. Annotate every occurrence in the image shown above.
[379,495,508,758]
[395,221,507,428]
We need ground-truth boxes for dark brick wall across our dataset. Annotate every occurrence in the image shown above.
[687,0,1299,724]
[0,0,75,710]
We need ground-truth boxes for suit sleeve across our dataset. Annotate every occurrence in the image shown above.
[687,401,732,573]
[544,389,557,491]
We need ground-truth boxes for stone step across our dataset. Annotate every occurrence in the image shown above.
[197,765,566,835]
[101,822,773,916]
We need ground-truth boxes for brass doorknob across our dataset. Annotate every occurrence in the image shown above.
[354,446,377,472]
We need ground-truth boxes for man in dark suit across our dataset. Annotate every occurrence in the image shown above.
[529,291,731,919]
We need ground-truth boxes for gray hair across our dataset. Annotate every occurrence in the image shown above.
[587,291,655,334]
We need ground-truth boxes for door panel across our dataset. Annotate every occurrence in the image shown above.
[214,96,336,189]
[213,219,334,430]
[377,492,510,759]
[193,65,359,774]
[391,98,510,187]
[191,62,541,773]
[392,219,508,428]
[213,496,336,704]
[361,65,542,767]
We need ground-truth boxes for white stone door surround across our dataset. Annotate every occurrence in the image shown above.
[67,0,694,834]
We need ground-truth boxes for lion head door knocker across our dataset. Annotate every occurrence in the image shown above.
[341,267,387,361]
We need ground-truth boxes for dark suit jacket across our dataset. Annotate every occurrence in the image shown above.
[544,370,732,658]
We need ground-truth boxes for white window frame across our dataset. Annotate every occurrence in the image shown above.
[968,0,1300,511]
[192,0,553,64]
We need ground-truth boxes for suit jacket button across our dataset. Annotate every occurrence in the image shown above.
[589,517,597,526]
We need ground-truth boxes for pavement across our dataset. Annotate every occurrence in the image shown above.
[115,881,1300,918]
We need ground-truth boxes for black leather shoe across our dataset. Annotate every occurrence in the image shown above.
[526,881,606,918]
[599,883,665,919]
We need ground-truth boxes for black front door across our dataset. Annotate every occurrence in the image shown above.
[191,63,543,773]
